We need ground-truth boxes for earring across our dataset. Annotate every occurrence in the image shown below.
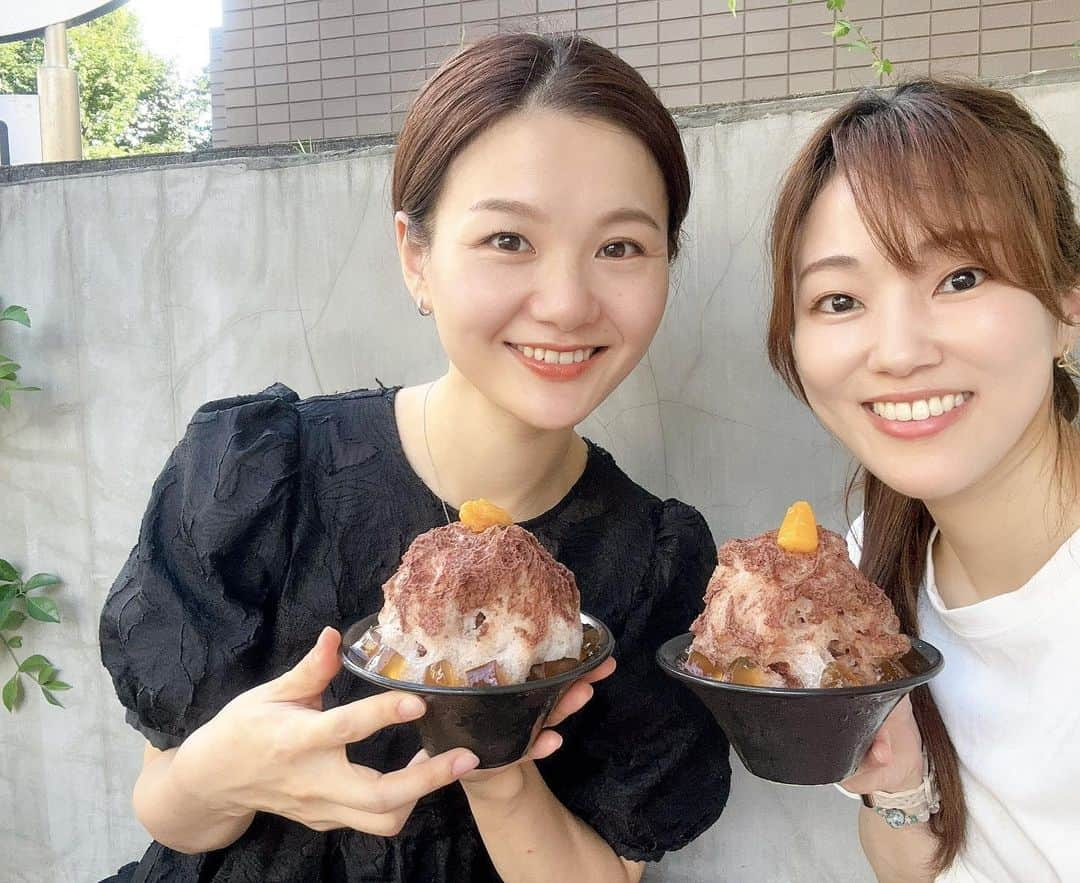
[1057,349,1080,378]
[417,300,432,317]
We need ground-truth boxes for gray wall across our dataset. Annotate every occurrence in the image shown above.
[2,72,1077,882]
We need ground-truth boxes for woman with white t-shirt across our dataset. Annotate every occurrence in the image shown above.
[764,79,1079,881]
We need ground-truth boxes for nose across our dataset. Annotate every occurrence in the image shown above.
[866,290,942,378]
[526,254,602,332]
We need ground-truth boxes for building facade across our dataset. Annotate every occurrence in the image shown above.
[208,0,1080,147]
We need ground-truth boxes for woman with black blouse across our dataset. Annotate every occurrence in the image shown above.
[100,34,729,883]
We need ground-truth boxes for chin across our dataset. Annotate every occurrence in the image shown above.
[510,400,595,432]
[863,463,976,505]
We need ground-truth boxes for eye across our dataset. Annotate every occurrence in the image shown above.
[813,293,863,314]
[487,233,532,253]
[937,267,986,294]
[597,240,643,259]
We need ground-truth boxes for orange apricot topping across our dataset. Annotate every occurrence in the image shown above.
[459,498,513,533]
[776,500,819,554]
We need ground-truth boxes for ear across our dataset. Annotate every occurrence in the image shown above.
[395,210,428,310]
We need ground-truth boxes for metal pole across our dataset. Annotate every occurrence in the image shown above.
[37,22,83,162]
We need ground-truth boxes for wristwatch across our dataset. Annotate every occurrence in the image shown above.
[861,752,941,829]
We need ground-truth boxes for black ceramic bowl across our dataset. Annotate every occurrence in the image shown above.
[657,634,943,785]
[341,612,614,768]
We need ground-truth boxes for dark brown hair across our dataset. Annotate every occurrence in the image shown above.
[767,79,1080,873]
[392,32,690,259]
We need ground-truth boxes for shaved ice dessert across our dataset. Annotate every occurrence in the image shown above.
[351,500,601,687]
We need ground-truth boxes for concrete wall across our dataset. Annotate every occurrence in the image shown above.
[2,71,1077,882]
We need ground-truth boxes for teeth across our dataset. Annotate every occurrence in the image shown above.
[514,345,595,364]
[871,393,969,423]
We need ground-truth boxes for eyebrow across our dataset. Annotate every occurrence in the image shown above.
[597,208,662,231]
[470,198,548,221]
[797,254,860,282]
[470,199,662,232]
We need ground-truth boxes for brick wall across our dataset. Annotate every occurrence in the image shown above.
[208,0,1080,147]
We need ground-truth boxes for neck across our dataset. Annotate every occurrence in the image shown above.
[398,368,587,522]
[927,411,1080,608]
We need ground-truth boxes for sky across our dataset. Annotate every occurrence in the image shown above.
[127,0,221,79]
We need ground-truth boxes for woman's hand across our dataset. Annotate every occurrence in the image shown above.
[168,627,480,836]
[460,657,617,798]
[842,695,926,796]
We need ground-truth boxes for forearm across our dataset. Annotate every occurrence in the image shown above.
[133,746,255,854]
[858,807,937,883]
[463,762,642,883]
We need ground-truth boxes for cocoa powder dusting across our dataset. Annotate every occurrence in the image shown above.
[690,527,909,686]
[382,523,580,650]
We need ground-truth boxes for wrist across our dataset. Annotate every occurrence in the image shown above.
[862,751,940,829]
[170,729,251,819]
[460,761,529,805]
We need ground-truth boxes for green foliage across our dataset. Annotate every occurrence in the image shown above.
[1,560,69,713]
[0,304,39,410]
[724,0,893,81]
[0,7,210,158]
[0,306,69,713]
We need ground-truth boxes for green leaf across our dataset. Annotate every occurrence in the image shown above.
[0,305,30,327]
[0,610,26,630]
[41,687,63,708]
[18,654,51,674]
[45,679,71,691]
[0,390,11,409]
[26,596,60,623]
[727,0,737,14]
[826,0,845,9]
[2,673,21,712]
[24,573,61,592]
[37,665,56,685]
[5,635,22,648]
[0,584,17,622]
[0,559,19,581]
[13,386,40,392]
[876,58,894,75]
[831,20,851,38]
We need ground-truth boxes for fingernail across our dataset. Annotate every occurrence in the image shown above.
[398,696,425,718]
[452,753,480,776]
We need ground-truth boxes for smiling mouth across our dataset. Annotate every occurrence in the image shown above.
[509,344,606,365]
[863,392,972,423]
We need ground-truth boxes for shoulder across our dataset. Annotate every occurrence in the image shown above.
[184,383,397,468]
[578,441,715,591]
[581,441,707,532]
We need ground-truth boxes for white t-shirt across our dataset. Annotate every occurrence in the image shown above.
[847,516,1080,882]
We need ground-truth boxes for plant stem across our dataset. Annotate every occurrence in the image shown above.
[2,632,22,672]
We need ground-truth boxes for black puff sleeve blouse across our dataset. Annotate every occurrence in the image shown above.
[100,384,730,883]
